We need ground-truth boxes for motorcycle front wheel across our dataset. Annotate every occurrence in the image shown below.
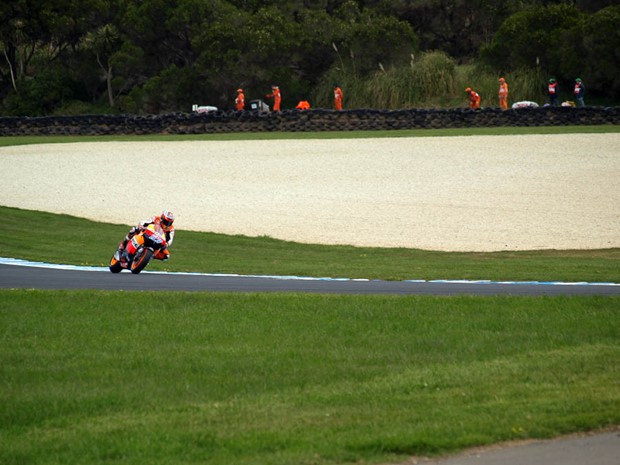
[109,255,123,273]
[130,248,153,274]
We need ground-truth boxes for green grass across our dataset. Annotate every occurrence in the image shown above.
[1,125,619,147]
[1,291,618,465]
[1,130,618,464]
[4,206,619,282]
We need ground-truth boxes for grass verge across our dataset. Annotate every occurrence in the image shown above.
[0,125,619,147]
[4,206,619,282]
[1,291,618,465]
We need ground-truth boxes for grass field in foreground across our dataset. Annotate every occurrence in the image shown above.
[4,206,620,283]
[1,291,618,465]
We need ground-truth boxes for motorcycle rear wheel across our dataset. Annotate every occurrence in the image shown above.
[130,248,153,274]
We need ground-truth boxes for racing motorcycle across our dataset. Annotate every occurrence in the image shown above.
[109,223,169,274]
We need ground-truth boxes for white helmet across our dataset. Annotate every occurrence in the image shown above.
[160,210,175,230]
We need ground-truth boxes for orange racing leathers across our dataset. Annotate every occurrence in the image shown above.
[121,216,175,259]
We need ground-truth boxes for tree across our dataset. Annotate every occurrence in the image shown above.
[561,5,620,98]
[377,0,514,60]
[480,4,582,73]
[0,0,45,94]
[346,8,418,75]
[83,24,123,107]
[575,0,618,13]
[2,0,617,115]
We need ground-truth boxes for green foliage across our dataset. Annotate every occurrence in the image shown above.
[313,51,457,109]
[315,51,558,109]
[3,69,77,117]
[480,4,620,100]
[568,5,620,98]
[347,9,419,75]
[480,4,582,73]
[0,1,618,115]
[386,0,514,59]
[457,64,548,107]
[137,65,207,114]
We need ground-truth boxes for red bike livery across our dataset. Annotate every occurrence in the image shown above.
[109,223,169,274]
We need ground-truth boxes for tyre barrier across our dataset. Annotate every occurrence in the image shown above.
[0,107,618,136]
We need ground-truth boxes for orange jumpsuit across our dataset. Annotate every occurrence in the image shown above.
[334,86,343,110]
[235,89,245,111]
[468,90,481,109]
[498,78,508,110]
[266,86,281,111]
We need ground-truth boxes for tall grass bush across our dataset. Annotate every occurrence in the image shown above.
[314,53,552,109]
[363,51,458,108]
[459,64,549,108]
[410,51,458,101]
[313,51,457,109]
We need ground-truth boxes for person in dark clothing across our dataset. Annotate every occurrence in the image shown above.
[574,78,585,107]
[548,78,559,106]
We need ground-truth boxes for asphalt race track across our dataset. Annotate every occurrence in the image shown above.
[1,261,619,296]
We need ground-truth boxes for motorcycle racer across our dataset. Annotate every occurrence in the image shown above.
[119,210,175,262]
